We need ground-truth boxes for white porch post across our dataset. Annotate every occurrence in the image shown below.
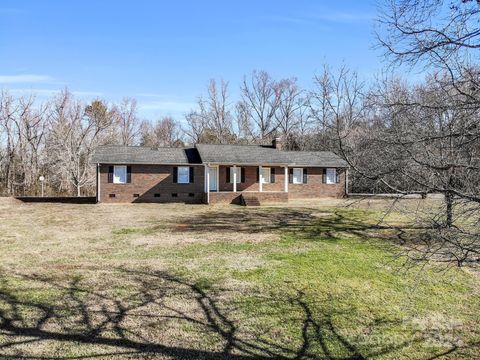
[284,166,288,192]
[96,163,101,203]
[206,165,210,204]
[345,168,349,196]
[259,165,263,192]
[233,165,237,192]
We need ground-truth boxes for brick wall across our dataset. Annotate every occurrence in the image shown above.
[207,191,288,205]
[99,164,204,203]
[99,164,346,204]
[216,165,345,199]
[288,167,346,199]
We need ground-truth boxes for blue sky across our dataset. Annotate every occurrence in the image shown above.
[0,0,380,120]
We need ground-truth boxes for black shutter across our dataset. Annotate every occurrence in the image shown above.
[335,169,340,184]
[189,167,194,183]
[127,166,132,183]
[322,168,326,184]
[226,167,231,183]
[108,166,114,183]
[289,168,293,184]
[256,167,259,182]
[241,167,245,183]
[303,168,308,184]
[271,168,275,183]
[173,167,178,183]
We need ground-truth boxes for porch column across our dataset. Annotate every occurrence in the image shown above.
[284,166,288,192]
[232,165,237,192]
[259,165,263,192]
[206,165,210,204]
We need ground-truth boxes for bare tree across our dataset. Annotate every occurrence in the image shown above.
[114,97,140,146]
[47,92,113,196]
[184,79,235,144]
[140,116,182,147]
[239,70,284,141]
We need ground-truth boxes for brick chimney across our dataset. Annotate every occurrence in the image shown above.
[272,136,285,151]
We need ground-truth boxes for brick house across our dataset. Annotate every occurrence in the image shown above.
[92,138,348,204]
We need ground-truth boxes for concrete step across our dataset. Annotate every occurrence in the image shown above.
[241,195,261,206]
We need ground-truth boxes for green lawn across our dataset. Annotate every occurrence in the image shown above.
[0,198,478,359]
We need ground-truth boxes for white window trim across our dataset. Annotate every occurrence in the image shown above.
[229,167,241,184]
[326,168,336,185]
[292,168,303,184]
[178,166,190,184]
[113,165,127,184]
[261,167,271,184]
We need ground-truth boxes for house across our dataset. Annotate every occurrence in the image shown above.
[91,138,348,204]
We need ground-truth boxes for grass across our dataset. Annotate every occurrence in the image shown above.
[0,197,478,359]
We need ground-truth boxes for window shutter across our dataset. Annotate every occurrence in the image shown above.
[256,167,259,182]
[335,169,340,184]
[303,168,308,184]
[289,168,293,184]
[322,168,326,184]
[189,167,194,183]
[108,166,114,183]
[127,166,132,183]
[173,167,178,183]
[226,167,231,183]
[241,167,245,183]
[271,167,275,183]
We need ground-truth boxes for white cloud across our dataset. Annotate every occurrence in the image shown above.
[0,74,53,84]
[7,88,103,97]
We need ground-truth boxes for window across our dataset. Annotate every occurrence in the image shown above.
[326,168,336,184]
[261,167,271,184]
[177,166,190,184]
[113,166,127,184]
[154,193,160,198]
[229,167,241,183]
[188,193,195,197]
[292,168,303,184]
[171,193,178,197]
[109,194,116,198]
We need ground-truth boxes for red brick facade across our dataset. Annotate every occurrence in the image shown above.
[98,164,346,204]
[98,164,204,203]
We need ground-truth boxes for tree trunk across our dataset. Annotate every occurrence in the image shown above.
[445,191,454,228]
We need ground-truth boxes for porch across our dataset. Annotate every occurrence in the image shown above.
[204,164,290,204]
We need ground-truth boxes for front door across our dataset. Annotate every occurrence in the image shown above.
[208,167,218,191]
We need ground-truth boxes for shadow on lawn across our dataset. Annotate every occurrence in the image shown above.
[0,268,436,359]
[171,207,395,242]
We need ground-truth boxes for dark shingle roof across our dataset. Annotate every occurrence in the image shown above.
[195,144,348,167]
[92,144,348,167]
[92,145,202,164]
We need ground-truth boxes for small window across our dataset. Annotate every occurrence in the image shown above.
[177,166,190,184]
[154,193,160,198]
[188,193,195,197]
[261,167,271,184]
[292,168,303,184]
[326,168,336,184]
[171,193,178,197]
[113,166,127,184]
[133,194,139,198]
[229,167,241,184]
[109,194,116,198]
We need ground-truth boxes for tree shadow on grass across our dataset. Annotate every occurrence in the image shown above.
[0,268,445,359]
[169,207,410,244]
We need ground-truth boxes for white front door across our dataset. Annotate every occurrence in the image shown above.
[208,167,218,191]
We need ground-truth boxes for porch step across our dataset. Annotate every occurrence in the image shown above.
[241,194,260,206]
